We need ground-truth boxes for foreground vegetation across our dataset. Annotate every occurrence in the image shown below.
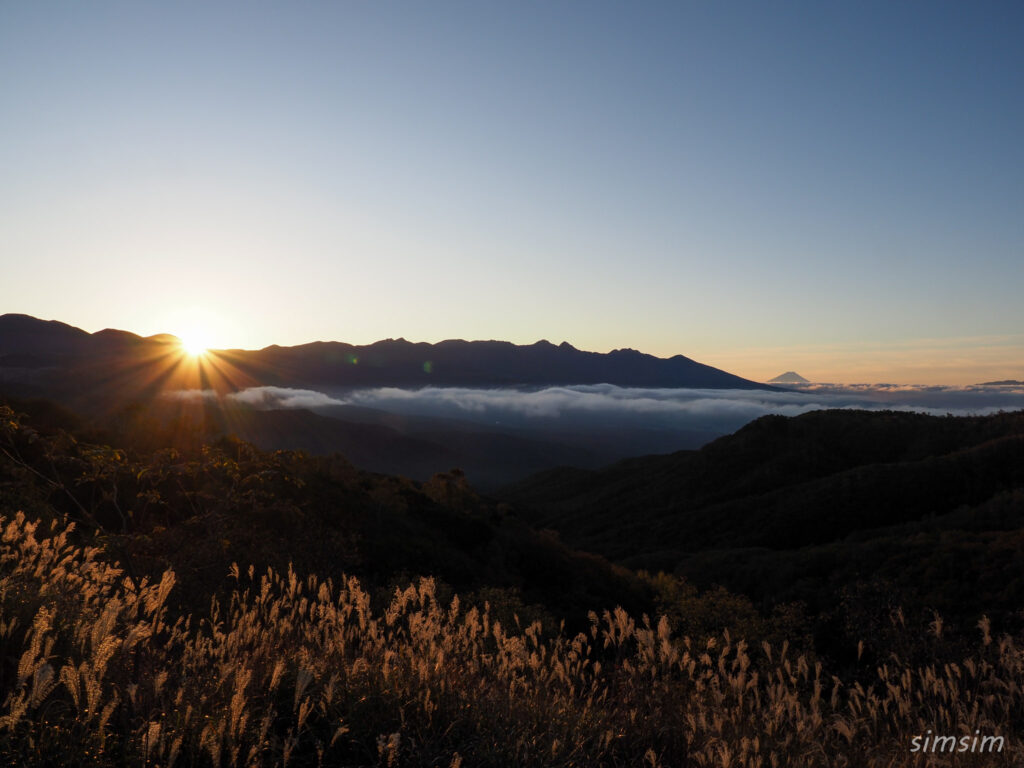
[2,399,1023,765]
[2,511,1022,767]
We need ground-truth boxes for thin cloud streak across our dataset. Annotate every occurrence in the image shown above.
[163,386,346,409]
[161,389,219,403]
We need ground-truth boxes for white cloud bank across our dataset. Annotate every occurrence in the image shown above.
[342,383,1024,422]
[343,385,831,421]
[226,386,347,409]
[162,383,1024,436]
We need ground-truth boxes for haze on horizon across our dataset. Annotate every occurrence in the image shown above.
[2,2,1022,386]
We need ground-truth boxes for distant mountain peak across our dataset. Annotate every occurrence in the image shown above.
[768,371,809,384]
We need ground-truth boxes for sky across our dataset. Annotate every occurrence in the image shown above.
[2,1,1022,384]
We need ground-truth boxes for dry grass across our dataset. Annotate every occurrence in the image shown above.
[1,512,1021,767]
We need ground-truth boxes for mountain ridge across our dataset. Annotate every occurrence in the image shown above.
[0,313,776,392]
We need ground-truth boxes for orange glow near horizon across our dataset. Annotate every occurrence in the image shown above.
[687,334,1024,387]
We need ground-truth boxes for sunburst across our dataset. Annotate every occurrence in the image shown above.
[179,331,211,358]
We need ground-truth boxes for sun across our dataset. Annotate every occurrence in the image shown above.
[179,331,211,358]
[161,307,229,360]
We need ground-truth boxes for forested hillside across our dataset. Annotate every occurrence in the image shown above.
[502,409,1024,639]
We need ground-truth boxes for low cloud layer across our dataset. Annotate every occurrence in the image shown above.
[227,386,347,409]
[342,384,1024,431]
[164,383,1024,438]
[345,385,826,422]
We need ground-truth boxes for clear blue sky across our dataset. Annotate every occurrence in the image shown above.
[2,1,1022,383]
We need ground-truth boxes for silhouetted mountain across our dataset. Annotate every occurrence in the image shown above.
[768,371,809,383]
[0,314,771,395]
[0,314,91,366]
[222,338,768,389]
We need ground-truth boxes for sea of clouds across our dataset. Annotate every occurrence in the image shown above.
[163,382,1024,437]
